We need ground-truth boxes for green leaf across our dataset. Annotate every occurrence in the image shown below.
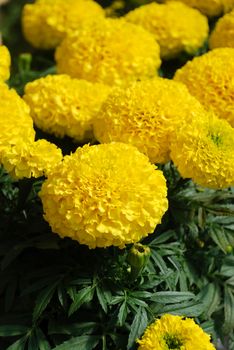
[33,282,59,322]
[224,287,234,332]
[209,225,231,253]
[198,283,220,317]
[157,300,204,317]
[68,286,95,317]
[151,291,195,304]
[52,335,100,350]
[35,328,51,350]
[149,230,175,245]
[127,307,148,350]
[28,331,38,350]
[118,301,128,326]
[96,285,110,313]
[48,322,98,336]
[6,336,27,350]
[0,325,28,337]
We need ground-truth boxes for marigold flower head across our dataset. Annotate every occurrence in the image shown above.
[22,0,105,49]
[0,45,11,81]
[165,0,234,17]
[209,9,234,49]
[137,314,215,350]
[40,143,168,248]
[23,75,110,141]
[174,48,234,127]
[2,139,63,179]
[94,77,208,164]
[0,83,35,158]
[170,114,234,189]
[55,18,161,86]
[125,2,208,59]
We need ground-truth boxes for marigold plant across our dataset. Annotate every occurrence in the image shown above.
[23,75,110,141]
[137,314,215,350]
[165,0,234,16]
[55,18,161,86]
[22,0,105,49]
[209,9,234,49]
[125,1,208,59]
[40,143,168,248]
[174,48,234,127]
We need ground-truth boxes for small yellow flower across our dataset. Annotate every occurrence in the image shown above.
[170,114,234,189]
[0,45,11,81]
[209,9,234,49]
[22,0,105,49]
[40,143,168,249]
[125,2,208,59]
[165,0,234,17]
[137,314,215,350]
[174,48,234,127]
[24,75,110,141]
[55,18,161,86]
[94,77,208,164]
[2,139,63,179]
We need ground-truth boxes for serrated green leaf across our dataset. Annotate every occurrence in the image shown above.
[127,307,148,350]
[149,230,175,245]
[224,287,234,332]
[96,285,109,313]
[0,325,28,337]
[157,300,204,317]
[6,336,27,350]
[118,301,128,327]
[35,328,51,350]
[151,291,195,304]
[33,282,59,322]
[68,286,94,317]
[209,225,231,253]
[52,335,99,350]
[198,283,220,317]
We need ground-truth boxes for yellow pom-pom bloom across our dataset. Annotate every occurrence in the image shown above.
[137,314,215,350]
[0,83,35,158]
[174,48,234,127]
[165,0,234,17]
[125,2,208,59]
[94,78,208,164]
[55,18,161,86]
[2,140,63,179]
[40,143,168,248]
[0,45,11,81]
[23,75,110,141]
[209,10,234,49]
[22,0,105,49]
[170,114,234,189]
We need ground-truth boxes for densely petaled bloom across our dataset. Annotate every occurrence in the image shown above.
[125,2,208,59]
[209,9,234,49]
[0,45,11,81]
[0,83,35,158]
[2,139,63,179]
[23,75,110,141]
[55,18,161,86]
[137,314,215,350]
[40,143,168,248]
[22,0,105,49]
[174,48,234,127]
[170,114,234,189]
[165,0,234,17]
[94,78,208,164]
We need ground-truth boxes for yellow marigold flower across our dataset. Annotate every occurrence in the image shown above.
[137,314,215,350]
[55,18,161,86]
[174,48,234,127]
[23,75,110,141]
[94,77,208,164]
[22,0,105,49]
[40,143,168,249]
[2,140,63,179]
[170,114,234,189]
[0,83,35,158]
[0,45,11,81]
[165,0,234,17]
[209,10,234,49]
[125,2,208,59]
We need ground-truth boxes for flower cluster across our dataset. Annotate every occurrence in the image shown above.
[125,1,208,59]
[94,77,208,164]
[40,143,168,249]
[209,9,234,49]
[0,45,11,81]
[137,314,215,350]
[22,0,105,49]
[165,0,234,16]
[55,18,161,86]
[174,48,234,127]
[24,75,110,141]
[170,114,234,189]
